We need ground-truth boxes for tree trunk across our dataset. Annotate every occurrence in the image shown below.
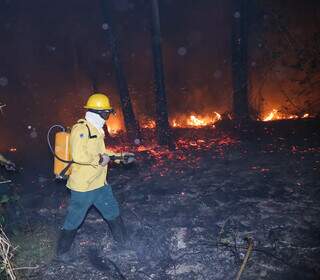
[150,0,172,147]
[87,57,99,93]
[100,0,140,143]
[231,0,250,120]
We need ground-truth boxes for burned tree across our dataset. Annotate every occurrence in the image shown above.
[150,0,172,147]
[100,0,141,142]
[86,56,99,93]
[231,0,250,120]
[70,36,81,95]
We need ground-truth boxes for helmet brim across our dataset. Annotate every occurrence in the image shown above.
[84,105,113,110]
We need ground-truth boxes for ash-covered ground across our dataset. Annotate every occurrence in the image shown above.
[3,120,320,280]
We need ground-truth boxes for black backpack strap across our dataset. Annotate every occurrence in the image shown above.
[57,120,97,179]
[77,120,97,139]
[85,124,97,139]
[58,161,73,178]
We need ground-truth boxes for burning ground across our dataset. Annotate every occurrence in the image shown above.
[3,121,320,280]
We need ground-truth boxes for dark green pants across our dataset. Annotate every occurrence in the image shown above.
[63,185,120,230]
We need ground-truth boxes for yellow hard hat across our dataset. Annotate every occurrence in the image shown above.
[84,93,112,110]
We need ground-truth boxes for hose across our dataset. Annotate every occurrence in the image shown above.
[47,124,101,167]
[47,124,73,164]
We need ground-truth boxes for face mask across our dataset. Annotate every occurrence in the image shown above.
[85,111,106,129]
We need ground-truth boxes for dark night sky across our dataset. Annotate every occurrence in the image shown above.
[0,0,320,149]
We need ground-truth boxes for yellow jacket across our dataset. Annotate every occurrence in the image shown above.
[66,119,117,192]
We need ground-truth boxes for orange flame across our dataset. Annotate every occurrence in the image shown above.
[262,109,311,122]
[120,113,223,132]
[106,114,124,135]
[172,112,221,128]
[263,109,279,121]
[188,115,207,126]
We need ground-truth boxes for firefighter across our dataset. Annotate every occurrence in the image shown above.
[56,93,134,260]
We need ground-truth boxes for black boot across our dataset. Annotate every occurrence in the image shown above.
[56,229,77,260]
[108,216,127,244]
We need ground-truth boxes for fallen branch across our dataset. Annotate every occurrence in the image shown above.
[0,227,16,280]
[235,237,254,280]
[0,180,11,184]
[12,265,39,271]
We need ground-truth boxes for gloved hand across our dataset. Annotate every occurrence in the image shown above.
[99,154,110,167]
[121,152,135,164]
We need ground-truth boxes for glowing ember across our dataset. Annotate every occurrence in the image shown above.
[107,126,122,135]
[141,119,156,129]
[262,109,311,122]
[105,132,238,178]
[172,119,179,128]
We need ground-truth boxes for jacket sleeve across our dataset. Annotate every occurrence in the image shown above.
[70,125,100,166]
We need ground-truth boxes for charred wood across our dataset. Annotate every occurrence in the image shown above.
[231,0,250,120]
[150,0,173,147]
